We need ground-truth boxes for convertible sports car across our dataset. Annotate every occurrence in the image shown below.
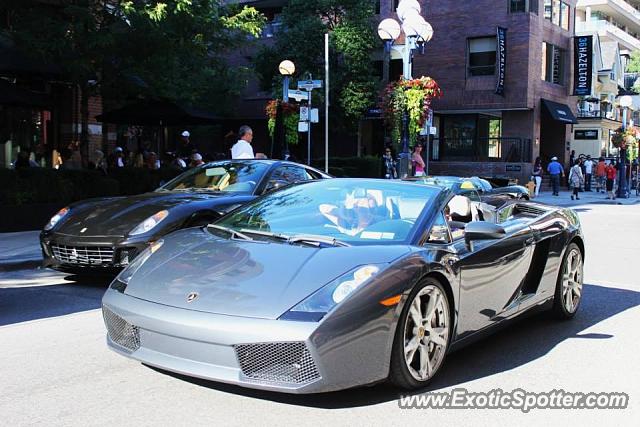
[40,159,329,273]
[102,178,584,393]
[405,175,530,206]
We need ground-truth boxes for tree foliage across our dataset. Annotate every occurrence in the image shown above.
[253,0,379,133]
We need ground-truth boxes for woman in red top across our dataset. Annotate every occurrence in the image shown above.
[605,163,617,200]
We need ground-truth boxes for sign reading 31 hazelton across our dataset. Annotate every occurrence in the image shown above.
[573,35,593,96]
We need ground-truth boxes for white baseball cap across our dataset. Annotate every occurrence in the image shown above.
[114,146,123,152]
[551,156,558,161]
[191,153,202,161]
[181,130,190,137]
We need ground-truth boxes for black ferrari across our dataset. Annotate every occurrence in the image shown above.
[40,159,330,273]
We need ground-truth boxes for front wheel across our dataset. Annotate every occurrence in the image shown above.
[551,243,583,319]
[389,279,451,389]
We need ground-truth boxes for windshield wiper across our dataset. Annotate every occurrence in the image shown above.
[239,229,291,242]
[287,234,350,247]
[207,224,253,241]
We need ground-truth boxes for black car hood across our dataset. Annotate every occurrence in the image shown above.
[55,191,245,236]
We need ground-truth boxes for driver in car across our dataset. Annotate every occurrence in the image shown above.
[319,189,385,236]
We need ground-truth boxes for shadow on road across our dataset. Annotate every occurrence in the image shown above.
[151,283,639,408]
[0,273,111,326]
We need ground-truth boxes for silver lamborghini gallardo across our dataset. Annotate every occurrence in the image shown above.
[102,179,584,393]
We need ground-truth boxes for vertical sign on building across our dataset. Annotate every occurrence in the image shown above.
[495,27,507,96]
[573,35,593,96]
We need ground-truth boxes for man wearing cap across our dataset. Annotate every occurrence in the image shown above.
[190,152,204,168]
[176,130,195,159]
[546,156,564,196]
[231,125,255,159]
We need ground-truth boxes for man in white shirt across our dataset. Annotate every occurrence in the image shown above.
[584,155,593,191]
[231,125,255,159]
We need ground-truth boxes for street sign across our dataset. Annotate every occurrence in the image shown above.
[299,106,309,121]
[298,121,309,132]
[310,108,319,123]
[288,89,309,102]
[298,79,323,91]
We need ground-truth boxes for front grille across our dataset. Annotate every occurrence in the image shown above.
[51,243,114,265]
[102,306,140,352]
[234,342,320,384]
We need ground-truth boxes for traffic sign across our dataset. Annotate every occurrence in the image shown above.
[288,89,309,102]
[298,121,309,132]
[297,79,323,91]
[299,106,309,121]
[310,108,319,123]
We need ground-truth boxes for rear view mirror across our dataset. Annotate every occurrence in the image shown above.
[464,221,505,246]
[264,179,289,193]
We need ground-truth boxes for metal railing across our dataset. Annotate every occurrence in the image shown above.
[429,137,531,163]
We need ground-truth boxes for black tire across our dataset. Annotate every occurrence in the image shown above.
[389,278,452,390]
[551,242,583,320]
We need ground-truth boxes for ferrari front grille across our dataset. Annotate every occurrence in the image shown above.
[51,243,114,265]
[234,342,320,384]
[102,306,140,352]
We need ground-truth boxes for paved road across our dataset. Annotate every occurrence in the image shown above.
[1,203,638,426]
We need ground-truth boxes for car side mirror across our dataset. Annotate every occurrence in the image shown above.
[464,221,506,247]
[264,179,289,193]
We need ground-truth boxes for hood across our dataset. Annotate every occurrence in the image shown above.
[124,228,410,319]
[55,191,238,236]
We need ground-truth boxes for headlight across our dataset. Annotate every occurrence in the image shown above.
[115,239,164,285]
[279,264,383,322]
[129,210,169,236]
[44,207,70,231]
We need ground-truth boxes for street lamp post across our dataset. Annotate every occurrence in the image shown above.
[377,1,433,178]
[618,95,633,198]
[278,60,295,159]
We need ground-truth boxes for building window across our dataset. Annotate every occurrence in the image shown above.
[468,37,497,76]
[542,42,565,85]
[544,0,570,29]
[509,0,526,12]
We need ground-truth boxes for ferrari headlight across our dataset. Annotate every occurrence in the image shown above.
[115,239,164,285]
[129,210,169,236]
[279,264,383,322]
[44,207,70,231]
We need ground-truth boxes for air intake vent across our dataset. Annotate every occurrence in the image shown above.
[234,342,320,384]
[102,306,140,352]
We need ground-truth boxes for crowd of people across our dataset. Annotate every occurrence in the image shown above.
[12,125,265,173]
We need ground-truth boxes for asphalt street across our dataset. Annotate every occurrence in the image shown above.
[0,203,638,426]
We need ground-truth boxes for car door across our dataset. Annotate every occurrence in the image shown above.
[451,217,535,338]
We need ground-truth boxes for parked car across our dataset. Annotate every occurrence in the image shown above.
[40,159,330,274]
[102,178,584,393]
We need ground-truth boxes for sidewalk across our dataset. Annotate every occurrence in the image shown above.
[0,231,43,272]
[532,189,640,207]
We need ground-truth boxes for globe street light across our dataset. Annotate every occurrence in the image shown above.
[276,60,295,159]
[377,1,433,178]
[279,60,295,102]
[617,95,633,198]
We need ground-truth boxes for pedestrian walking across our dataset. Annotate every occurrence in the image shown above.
[568,159,584,200]
[605,162,617,200]
[231,125,255,159]
[584,155,593,191]
[411,144,426,177]
[382,147,398,179]
[176,130,195,160]
[595,157,606,193]
[532,157,543,197]
[546,156,564,196]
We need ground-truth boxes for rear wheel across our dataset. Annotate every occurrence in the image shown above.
[389,278,451,389]
[552,243,583,319]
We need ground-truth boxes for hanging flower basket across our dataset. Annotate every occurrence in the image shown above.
[611,126,638,149]
[265,100,300,146]
[381,76,443,147]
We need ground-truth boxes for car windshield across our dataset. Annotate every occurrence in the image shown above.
[160,161,269,193]
[215,179,440,245]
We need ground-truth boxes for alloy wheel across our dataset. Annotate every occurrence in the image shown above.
[561,248,583,314]
[402,285,450,382]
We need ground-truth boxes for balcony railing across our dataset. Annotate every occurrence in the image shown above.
[577,110,619,120]
[576,20,640,50]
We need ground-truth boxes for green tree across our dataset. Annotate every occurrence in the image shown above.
[253,0,379,135]
[627,50,640,93]
[2,0,265,161]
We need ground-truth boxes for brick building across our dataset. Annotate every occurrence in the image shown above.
[369,0,581,181]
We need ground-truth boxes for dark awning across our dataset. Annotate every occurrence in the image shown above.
[96,99,222,126]
[0,79,52,108]
[541,99,578,124]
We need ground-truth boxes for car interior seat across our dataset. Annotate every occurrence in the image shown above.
[448,195,472,223]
